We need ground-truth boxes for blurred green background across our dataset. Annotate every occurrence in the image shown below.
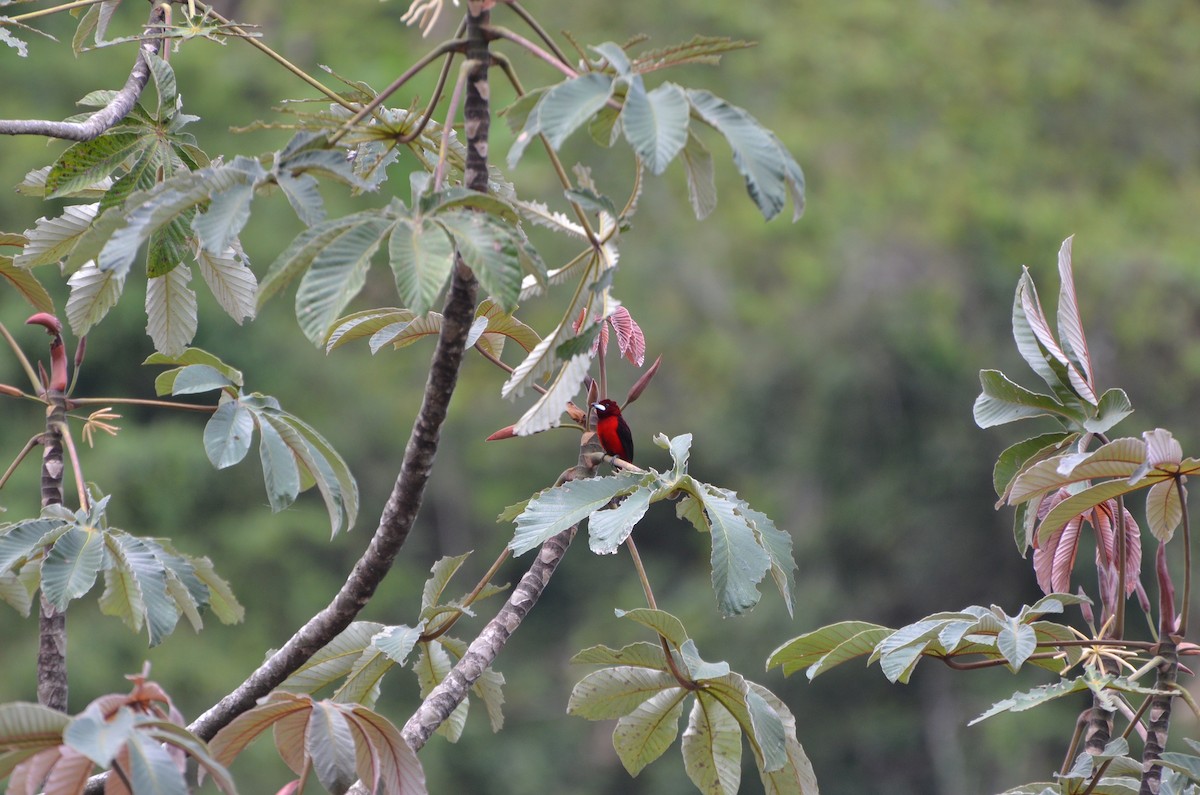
[3,1,1200,793]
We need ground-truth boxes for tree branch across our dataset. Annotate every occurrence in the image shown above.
[37,387,68,712]
[185,262,479,743]
[0,5,166,140]
[401,523,578,751]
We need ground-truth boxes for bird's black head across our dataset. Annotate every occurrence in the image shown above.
[592,399,621,417]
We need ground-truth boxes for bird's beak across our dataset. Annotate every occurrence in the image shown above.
[592,402,604,411]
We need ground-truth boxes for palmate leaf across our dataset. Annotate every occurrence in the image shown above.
[413,642,469,742]
[507,72,616,168]
[281,621,385,694]
[973,369,1069,428]
[686,89,804,222]
[681,131,718,220]
[196,243,256,324]
[145,263,198,356]
[698,487,771,617]
[258,212,376,309]
[15,202,99,269]
[511,350,593,436]
[620,79,690,175]
[435,210,523,312]
[572,642,669,670]
[41,526,105,610]
[615,608,690,648]
[65,261,126,336]
[257,408,359,536]
[682,695,741,795]
[388,216,453,315]
[567,667,680,721]
[204,400,255,469]
[589,483,654,554]
[45,132,144,199]
[324,308,416,352]
[473,298,540,359]
[767,620,891,679]
[612,687,687,776]
[296,215,394,344]
[307,702,358,795]
[509,473,643,554]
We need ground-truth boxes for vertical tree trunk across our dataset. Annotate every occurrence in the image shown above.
[1139,641,1177,795]
[37,390,68,712]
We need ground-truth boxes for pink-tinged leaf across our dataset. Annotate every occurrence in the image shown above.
[625,355,662,406]
[1036,478,1154,548]
[1020,274,1097,405]
[25,311,63,336]
[274,781,303,795]
[344,706,426,795]
[1055,236,1094,392]
[1143,428,1183,469]
[8,747,63,795]
[1145,479,1183,542]
[273,708,308,775]
[41,746,93,794]
[209,693,313,767]
[1056,437,1145,481]
[1032,490,1080,594]
[1090,501,1142,597]
[484,425,518,442]
[607,306,646,367]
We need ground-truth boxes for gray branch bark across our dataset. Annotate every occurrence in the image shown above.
[0,5,166,140]
[37,389,68,712]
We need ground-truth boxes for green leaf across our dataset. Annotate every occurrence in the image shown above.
[65,261,125,336]
[621,80,689,175]
[571,642,669,670]
[258,212,373,309]
[509,473,642,555]
[612,688,687,776]
[1086,388,1133,434]
[686,89,798,222]
[258,418,302,512]
[590,42,631,76]
[204,401,255,469]
[421,552,471,612]
[0,569,34,617]
[15,203,100,269]
[509,73,615,168]
[192,181,254,255]
[281,621,384,694]
[188,556,243,625]
[0,257,53,313]
[127,729,187,795]
[168,364,234,396]
[372,624,424,666]
[262,410,358,536]
[112,535,180,647]
[744,688,787,773]
[614,607,690,648]
[46,133,143,198]
[388,217,454,315]
[992,432,1073,501]
[436,210,522,312]
[41,526,105,610]
[996,619,1037,671]
[679,640,730,681]
[99,534,147,632]
[568,667,680,720]
[683,695,742,795]
[295,216,393,344]
[680,131,718,220]
[699,488,771,616]
[973,369,1067,428]
[766,620,889,677]
[742,505,796,618]
[145,264,198,356]
[306,702,358,795]
[969,676,1089,725]
[64,704,135,766]
[471,665,506,733]
[588,483,653,554]
[277,172,326,226]
[750,685,819,795]
[413,642,468,742]
[146,215,191,278]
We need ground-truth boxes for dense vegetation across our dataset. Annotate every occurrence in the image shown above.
[2,2,1200,794]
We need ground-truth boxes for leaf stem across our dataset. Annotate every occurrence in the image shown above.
[486,24,578,80]
[56,421,89,510]
[6,0,109,23]
[1177,477,1191,636]
[419,546,511,643]
[0,434,41,492]
[0,320,42,393]
[193,1,354,110]
[433,61,470,189]
[506,2,573,68]
[328,34,468,144]
[68,396,216,413]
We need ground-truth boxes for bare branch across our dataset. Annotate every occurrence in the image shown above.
[402,524,577,750]
[0,5,167,141]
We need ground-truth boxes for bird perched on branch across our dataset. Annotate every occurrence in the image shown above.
[592,399,633,464]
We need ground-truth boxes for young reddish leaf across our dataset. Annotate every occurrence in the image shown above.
[624,355,662,406]
[606,306,645,367]
[1054,236,1094,392]
[485,425,518,442]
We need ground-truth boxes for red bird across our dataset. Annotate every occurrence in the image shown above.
[593,399,633,464]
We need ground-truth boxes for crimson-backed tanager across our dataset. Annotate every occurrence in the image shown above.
[592,399,633,463]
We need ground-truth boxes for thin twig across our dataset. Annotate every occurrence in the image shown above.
[6,0,112,23]
[328,36,467,144]
[68,396,217,413]
[0,435,42,492]
[506,2,573,67]
[419,546,511,643]
[487,24,578,80]
[1177,477,1191,636]
[56,422,89,511]
[433,62,469,189]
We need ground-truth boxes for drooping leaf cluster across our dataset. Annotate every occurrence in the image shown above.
[0,494,241,647]
[506,433,796,618]
[146,348,359,536]
[0,670,237,795]
[569,608,817,795]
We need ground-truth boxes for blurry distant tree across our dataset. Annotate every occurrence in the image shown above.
[0,0,811,793]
